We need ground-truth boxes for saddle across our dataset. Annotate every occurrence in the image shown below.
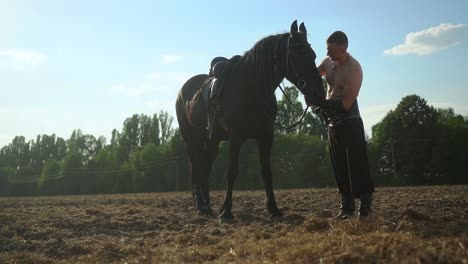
[185,55,241,138]
[185,78,214,133]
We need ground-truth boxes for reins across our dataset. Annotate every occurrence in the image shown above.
[275,82,310,130]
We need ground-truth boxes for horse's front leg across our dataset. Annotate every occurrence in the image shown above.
[219,137,243,223]
[256,134,283,218]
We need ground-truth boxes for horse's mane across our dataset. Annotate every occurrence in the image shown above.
[239,33,288,69]
[224,33,289,89]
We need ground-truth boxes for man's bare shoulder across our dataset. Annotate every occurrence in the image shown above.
[348,55,362,71]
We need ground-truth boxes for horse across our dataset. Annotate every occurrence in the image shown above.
[175,20,325,222]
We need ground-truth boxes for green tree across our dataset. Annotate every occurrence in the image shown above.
[236,139,263,190]
[159,110,174,144]
[298,111,327,139]
[91,148,121,193]
[10,165,36,196]
[370,95,439,185]
[276,86,326,138]
[110,129,120,151]
[116,162,136,193]
[0,167,14,196]
[164,129,189,191]
[140,143,166,192]
[276,86,304,135]
[55,137,67,161]
[4,136,31,168]
[138,114,161,147]
[139,114,152,146]
[150,114,161,146]
[62,151,84,195]
[272,134,330,188]
[118,115,140,162]
[427,108,468,184]
[67,130,103,162]
[37,159,63,195]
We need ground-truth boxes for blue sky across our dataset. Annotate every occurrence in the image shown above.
[1,0,467,147]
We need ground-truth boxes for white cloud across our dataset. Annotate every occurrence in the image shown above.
[384,23,468,55]
[0,49,48,69]
[160,55,182,65]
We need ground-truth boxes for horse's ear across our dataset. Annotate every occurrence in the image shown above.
[299,22,307,35]
[290,20,298,35]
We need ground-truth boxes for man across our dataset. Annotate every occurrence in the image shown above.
[306,31,374,219]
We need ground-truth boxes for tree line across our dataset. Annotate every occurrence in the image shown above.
[369,94,468,185]
[0,90,466,197]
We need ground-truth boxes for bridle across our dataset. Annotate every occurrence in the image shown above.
[269,35,313,130]
[285,36,312,94]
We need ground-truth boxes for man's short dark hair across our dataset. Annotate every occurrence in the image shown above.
[327,31,348,47]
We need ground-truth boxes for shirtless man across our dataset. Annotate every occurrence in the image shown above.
[306,31,374,219]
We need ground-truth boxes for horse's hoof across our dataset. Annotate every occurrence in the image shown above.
[219,216,235,224]
[198,208,214,217]
[269,209,284,219]
[218,211,235,224]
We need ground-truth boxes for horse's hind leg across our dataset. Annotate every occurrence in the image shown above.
[186,136,212,215]
[201,140,220,211]
[256,133,283,218]
[219,137,243,223]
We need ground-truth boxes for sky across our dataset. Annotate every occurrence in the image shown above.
[1,0,467,147]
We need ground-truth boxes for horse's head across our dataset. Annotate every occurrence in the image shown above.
[281,20,325,106]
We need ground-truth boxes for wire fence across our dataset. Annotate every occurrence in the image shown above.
[7,156,181,184]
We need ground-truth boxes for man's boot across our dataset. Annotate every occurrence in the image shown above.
[336,192,355,220]
[358,192,372,219]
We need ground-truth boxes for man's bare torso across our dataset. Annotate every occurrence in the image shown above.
[320,55,363,101]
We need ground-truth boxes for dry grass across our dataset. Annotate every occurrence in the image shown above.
[0,186,467,263]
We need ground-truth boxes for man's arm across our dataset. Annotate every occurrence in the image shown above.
[341,66,362,110]
[317,58,327,77]
[313,65,362,112]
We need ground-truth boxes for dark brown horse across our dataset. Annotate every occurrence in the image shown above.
[175,21,325,221]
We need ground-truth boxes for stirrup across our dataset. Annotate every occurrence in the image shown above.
[208,110,217,140]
